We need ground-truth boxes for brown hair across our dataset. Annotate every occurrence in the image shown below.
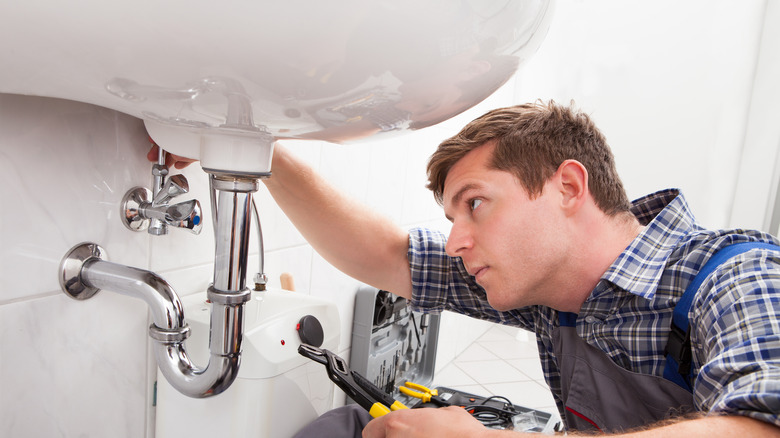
[426,100,631,216]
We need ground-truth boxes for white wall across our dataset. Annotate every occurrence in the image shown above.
[1,0,777,436]
[510,0,776,230]
[731,0,780,234]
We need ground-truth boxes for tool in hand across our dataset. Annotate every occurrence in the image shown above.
[399,381,452,407]
[298,343,408,418]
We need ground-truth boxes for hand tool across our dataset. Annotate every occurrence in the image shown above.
[399,381,451,407]
[298,343,408,417]
[401,382,523,428]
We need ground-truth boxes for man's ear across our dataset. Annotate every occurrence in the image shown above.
[556,160,588,215]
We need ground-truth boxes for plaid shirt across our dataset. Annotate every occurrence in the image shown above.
[408,189,780,426]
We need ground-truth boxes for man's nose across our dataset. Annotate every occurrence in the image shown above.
[445,222,472,257]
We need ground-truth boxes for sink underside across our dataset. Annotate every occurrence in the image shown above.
[0,1,552,171]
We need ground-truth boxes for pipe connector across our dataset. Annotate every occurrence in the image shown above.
[208,286,252,306]
[58,242,245,398]
[149,324,191,343]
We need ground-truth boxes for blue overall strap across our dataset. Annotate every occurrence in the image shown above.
[663,241,780,391]
[559,311,578,327]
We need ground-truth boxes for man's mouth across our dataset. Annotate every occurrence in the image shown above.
[471,266,488,280]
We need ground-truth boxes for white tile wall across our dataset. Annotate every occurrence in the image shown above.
[1,1,777,437]
[0,94,153,437]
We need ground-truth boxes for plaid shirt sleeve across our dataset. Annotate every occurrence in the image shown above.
[692,248,780,425]
[406,227,539,331]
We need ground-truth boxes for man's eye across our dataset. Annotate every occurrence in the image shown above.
[469,199,482,211]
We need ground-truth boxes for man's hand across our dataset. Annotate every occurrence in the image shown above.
[146,142,197,169]
[361,407,491,438]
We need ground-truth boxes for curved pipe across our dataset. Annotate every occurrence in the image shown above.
[59,172,261,398]
[154,343,241,397]
[81,259,185,330]
[150,286,248,397]
[78,259,248,398]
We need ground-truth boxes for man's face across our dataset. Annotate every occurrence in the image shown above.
[442,141,566,311]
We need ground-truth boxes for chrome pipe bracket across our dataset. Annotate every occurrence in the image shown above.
[149,324,191,343]
[59,242,107,300]
[207,286,252,306]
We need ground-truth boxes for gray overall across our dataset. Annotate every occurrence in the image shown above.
[555,312,695,433]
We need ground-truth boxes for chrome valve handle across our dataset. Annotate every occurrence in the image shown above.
[122,185,203,235]
[121,149,203,235]
[153,174,190,206]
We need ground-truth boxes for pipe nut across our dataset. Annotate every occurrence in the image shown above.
[149,324,191,342]
[208,175,260,193]
[207,286,252,305]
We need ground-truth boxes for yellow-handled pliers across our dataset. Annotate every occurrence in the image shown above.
[298,344,408,417]
[399,381,451,407]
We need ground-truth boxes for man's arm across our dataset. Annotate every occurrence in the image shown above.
[617,414,780,438]
[263,142,413,298]
[360,408,780,438]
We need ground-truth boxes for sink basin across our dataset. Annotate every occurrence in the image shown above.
[0,0,553,173]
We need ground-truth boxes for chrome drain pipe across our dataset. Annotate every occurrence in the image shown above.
[209,175,258,292]
[58,172,263,398]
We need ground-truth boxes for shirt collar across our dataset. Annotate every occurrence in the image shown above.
[594,189,698,301]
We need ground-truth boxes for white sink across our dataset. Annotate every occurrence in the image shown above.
[0,0,553,172]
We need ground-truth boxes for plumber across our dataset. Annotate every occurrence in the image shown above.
[155,100,780,437]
